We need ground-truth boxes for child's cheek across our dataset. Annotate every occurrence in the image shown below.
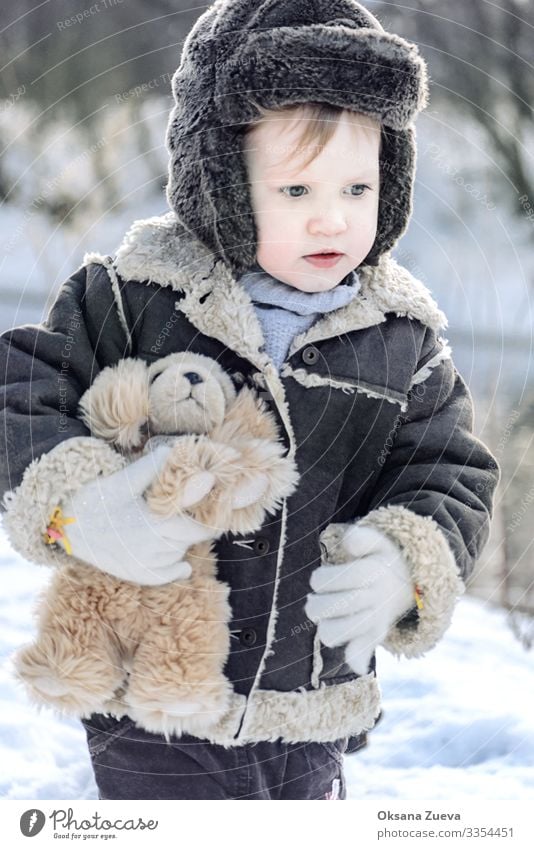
[255,207,288,249]
[356,202,379,245]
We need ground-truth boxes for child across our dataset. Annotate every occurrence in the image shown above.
[0,0,500,800]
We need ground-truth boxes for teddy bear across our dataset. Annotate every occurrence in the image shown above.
[14,352,299,739]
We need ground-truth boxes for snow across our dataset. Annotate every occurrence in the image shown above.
[346,599,534,800]
[1,523,532,801]
[0,100,532,800]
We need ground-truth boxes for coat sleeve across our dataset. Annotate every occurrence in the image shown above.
[354,326,500,658]
[0,259,131,567]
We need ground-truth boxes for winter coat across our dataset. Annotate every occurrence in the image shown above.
[0,211,500,745]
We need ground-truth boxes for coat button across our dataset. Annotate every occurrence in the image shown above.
[302,346,319,365]
[239,627,257,647]
[254,537,270,555]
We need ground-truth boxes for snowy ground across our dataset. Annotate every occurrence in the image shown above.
[1,524,533,801]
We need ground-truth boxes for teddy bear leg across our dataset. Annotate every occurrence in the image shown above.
[15,626,126,717]
[126,645,232,741]
[125,579,232,739]
[14,566,129,717]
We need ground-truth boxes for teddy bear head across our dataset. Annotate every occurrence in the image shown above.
[78,352,238,451]
[147,352,237,436]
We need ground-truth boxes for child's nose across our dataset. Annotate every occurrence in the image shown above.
[307,209,348,237]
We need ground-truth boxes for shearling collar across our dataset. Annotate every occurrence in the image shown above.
[86,211,447,369]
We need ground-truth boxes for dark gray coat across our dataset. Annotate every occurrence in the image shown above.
[0,212,500,745]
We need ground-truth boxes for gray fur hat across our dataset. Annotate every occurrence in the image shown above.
[165,0,429,276]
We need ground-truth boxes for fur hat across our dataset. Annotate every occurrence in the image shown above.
[165,0,429,277]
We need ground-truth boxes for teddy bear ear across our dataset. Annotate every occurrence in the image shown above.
[78,358,150,450]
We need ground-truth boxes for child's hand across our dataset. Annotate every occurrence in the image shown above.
[305,526,415,675]
[56,445,216,585]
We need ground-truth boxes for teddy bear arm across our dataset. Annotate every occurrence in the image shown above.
[213,385,280,443]
[144,435,240,516]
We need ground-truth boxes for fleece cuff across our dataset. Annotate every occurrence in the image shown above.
[2,436,125,567]
[320,505,464,659]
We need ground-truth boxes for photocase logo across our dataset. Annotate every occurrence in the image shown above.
[20,809,46,837]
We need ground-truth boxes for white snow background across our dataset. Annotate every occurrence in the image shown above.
[1,524,533,801]
[0,43,533,806]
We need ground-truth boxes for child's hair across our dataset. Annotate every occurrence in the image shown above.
[243,101,384,172]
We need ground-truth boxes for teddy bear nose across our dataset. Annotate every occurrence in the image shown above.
[184,371,203,385]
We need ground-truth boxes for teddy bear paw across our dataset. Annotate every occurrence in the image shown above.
[179,470,217,508]
[127,695,229,740]
[230,472,269,508]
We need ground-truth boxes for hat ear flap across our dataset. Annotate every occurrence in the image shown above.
[361,126,416,268]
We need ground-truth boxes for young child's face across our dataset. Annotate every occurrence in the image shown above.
[243,108,381,292]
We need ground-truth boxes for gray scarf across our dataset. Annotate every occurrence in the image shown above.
[238,264,361,370]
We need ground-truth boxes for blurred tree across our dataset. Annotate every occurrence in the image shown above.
[0,0,199,121]
[368,0,534,230]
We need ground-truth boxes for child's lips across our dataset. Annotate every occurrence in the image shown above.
[303,252,344,268]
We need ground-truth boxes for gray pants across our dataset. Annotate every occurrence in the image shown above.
[82,714,350,800]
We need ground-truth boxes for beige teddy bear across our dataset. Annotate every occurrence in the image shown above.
[14,352,299,739]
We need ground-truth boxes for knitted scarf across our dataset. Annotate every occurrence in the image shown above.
[238,263,361,369]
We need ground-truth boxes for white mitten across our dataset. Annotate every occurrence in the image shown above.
[305,525,415,675]
[57,445,216,585]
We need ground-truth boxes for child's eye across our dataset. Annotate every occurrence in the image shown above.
[280,185,308,198]
[344,184,371,196]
